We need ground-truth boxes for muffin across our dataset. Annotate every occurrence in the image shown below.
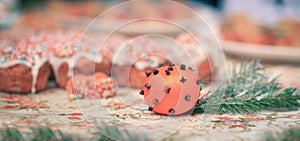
[111,36,170,88]
[174,33,212,82]
[220,14,265,44]
[74,33,129,75]
[13,11,61,31]
[48,31,78,88]
[49,31,128,88]
[65,72,116,100]
[0,36,51,93]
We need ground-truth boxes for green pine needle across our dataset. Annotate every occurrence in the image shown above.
[96,124,149,141]
[0,127,75,141]
[194,60,300,114]
[0,125,148,141]
[30,127,73,141]
[0,127,24,141]
[264,128,300,141]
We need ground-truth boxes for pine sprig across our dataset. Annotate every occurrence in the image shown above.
[0,125,148,141]
[0,127,75,141]
[30,127,73,141]
[0,127,24,141]
[194,61,300,114]
[96,123,149,141]
[264,127,300,141]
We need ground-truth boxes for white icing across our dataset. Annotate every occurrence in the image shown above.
[0,60,31,68]
[133,56,164,70]
[175,33,208,64]
[134,61,147,70]
[49,52,103,83]
[76,52,103,64]
[0,57,48,93]
[31,57,48,93]
[94,54,103,63]
[49,55,75,82]
[184,44,206,63]
[112,37,159,66]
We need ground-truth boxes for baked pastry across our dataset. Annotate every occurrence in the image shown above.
[65,72,116,100]
[221,15,300,47]
[47,0,103,17]
[220,14,265,44]
[274,18,300,47]
[48,31,79,88]
[13,11,61,31]
[111,36,169,88]
[0,36,50,93]
[49,31,128,88]
[74,33,129,75]
[174,33,212,82]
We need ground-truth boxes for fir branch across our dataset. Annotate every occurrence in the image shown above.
[264,127,300,141]
[193,61,300,114]
[30,127,74,141]
[0,127,24,141]
[0,125,148,141]
[0,127,75,141]
[96,124,149,141]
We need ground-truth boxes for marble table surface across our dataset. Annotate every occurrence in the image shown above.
[1,58,299,141]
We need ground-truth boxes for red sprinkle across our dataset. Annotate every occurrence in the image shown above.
[242,114,265,121]
[223,120,246,127]
[68,117,81,120]
[214,115,234,120]
[1,105,20,109]
[108,102,126,108]
[69,113,83,116]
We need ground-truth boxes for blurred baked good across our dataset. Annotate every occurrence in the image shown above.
[66,72,116,100]
[0,35,50,93]
[221,14,300,47]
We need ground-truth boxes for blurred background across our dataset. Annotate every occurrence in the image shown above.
[1,0,300,62]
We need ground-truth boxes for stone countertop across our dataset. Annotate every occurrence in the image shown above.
[0,58,300,141]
